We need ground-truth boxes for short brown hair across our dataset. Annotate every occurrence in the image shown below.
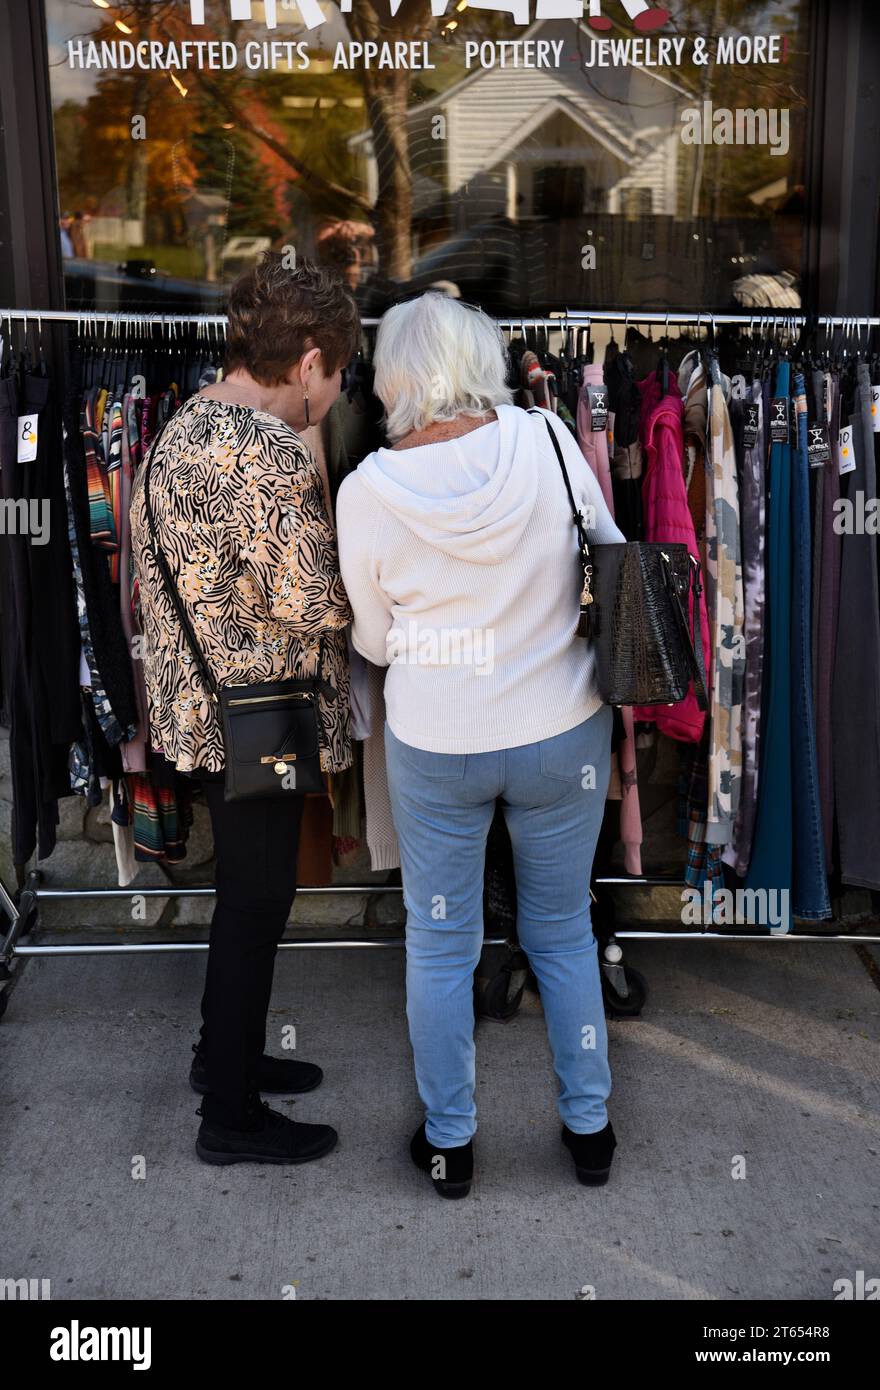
[225,252,360,385]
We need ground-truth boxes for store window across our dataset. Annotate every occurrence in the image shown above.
[45,0,811,315]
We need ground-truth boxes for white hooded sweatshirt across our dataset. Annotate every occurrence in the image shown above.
[335,403,624,754]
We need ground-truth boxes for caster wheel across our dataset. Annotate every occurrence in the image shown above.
[474,950,529,1022]
[15,890,38,938]
[603,966,648,1018]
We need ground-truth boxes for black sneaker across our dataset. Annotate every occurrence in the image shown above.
[410,1122,473,1200]
[189,1043,322,1096]
[561,1121,617,1186]
[196,1100,338,1167]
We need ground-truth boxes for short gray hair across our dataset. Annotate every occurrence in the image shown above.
[374,292,513,442]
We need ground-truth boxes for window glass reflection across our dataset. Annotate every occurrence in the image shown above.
[46,0,810,313]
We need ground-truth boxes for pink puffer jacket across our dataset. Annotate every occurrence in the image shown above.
[633,389,710,741]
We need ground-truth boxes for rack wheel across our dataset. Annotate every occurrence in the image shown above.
[603,966,648,1018]
[474,949,529,1022]
[16,886,38,938]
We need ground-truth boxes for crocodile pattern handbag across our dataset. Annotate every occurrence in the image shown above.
[533,411,708,709]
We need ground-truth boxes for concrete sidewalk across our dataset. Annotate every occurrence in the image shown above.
[1,937,878,1301]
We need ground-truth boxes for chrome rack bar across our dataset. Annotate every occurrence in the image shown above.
[2,308,879,329]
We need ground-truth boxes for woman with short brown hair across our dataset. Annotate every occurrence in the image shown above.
[131,253,359,1167]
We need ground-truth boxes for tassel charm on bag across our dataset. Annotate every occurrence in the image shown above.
[577,547,594,638]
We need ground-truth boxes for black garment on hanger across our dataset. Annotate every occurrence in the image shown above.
[604,345,643,541]
[0,361,79,865]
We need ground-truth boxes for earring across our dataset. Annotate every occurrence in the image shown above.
[304,391,310,427]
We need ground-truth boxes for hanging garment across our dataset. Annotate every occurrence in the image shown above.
[130,752,193,863]
[63,359,138,739]
[679,351,709,565]
[576,365,614,514]
[0,372,56,863]
[296,794,334,886]
[633,389,709,743]
[810,369,841,865]
[831,362,880,890]
[520,349,552,410]
[789,372,830,917]
[118,391,148,775]
[677,734,725,899]
[0,364,82,865]
[704,358,745,848]
[747,360,793,906]
[575,365,642,875]
[109,778,138,888]
[606,348,643,539]
[363,659,400,872]
[21,370,81,750]
[727,382,765,879]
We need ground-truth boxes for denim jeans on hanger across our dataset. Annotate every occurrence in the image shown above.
[747,361,793,917]
[831,364,880,890]
[789,373,830,918]
[385,707,613,1148]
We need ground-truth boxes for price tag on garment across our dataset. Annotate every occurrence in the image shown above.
[587,383,608,433]
[742,403,759,449]
[806,421,831,467]
[17,415,38,463]
[769,397,789,443]
[872,385,880,431]
[837,423,856,474]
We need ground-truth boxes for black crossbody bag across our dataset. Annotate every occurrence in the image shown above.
[142,414,337,801]
[533,411,708,709]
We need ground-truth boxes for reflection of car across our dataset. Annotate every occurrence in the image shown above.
[408,218,527,315]
[220,236,272,277]
[63,257,228,313]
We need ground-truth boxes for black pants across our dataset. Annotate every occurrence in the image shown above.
[198,777,304,1127]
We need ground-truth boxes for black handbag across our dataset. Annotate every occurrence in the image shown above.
[534,411,708,709]
[142,414,336,802]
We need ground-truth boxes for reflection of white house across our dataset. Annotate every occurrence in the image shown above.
[350,19,690,226]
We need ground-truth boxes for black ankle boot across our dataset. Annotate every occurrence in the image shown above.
[561,1121,617,1186]
[190,1043,322,1096]
[410,1123,473,1200]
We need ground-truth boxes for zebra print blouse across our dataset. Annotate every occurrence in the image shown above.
[130,395,352,774]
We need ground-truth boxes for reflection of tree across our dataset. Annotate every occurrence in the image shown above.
[192,99,283,241]
[346,1,432,279]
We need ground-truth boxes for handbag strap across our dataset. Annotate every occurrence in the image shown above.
[141,409,330,701]
[529,409,593,590]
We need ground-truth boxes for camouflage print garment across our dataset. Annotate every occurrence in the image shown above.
[704,359,745,846]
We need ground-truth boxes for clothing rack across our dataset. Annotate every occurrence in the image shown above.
[2,308,880,330]
[2,302,879,1031]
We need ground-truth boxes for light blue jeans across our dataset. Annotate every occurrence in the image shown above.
[385,705,613,1148]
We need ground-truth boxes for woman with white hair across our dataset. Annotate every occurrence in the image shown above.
[336,293,625,1198]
